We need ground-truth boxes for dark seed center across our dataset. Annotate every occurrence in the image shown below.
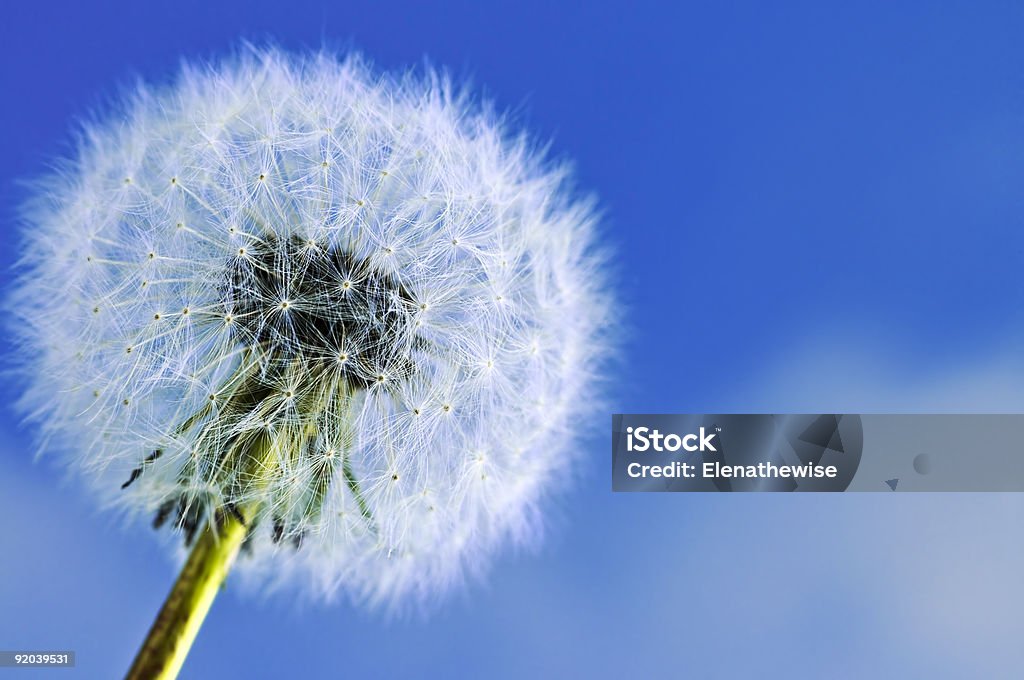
[224,233,418,388]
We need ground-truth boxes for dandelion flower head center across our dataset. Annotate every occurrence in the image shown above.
[226,233,417,389]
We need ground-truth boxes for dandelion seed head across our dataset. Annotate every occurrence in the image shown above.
[11,48,611,608]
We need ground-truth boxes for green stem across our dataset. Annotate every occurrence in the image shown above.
[124,507,251,680]
[126,433,275,680]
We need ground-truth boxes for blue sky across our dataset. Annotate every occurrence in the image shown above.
[2,1,1024,677]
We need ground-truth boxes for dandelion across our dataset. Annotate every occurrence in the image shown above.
[11,47,609,678]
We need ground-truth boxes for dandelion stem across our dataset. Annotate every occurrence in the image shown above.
[124,508,251,680]
[126,432,276,679]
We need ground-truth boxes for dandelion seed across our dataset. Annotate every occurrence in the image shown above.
[11,46,611,678]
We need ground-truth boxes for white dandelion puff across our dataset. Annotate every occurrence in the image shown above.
[11,47,611,609]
